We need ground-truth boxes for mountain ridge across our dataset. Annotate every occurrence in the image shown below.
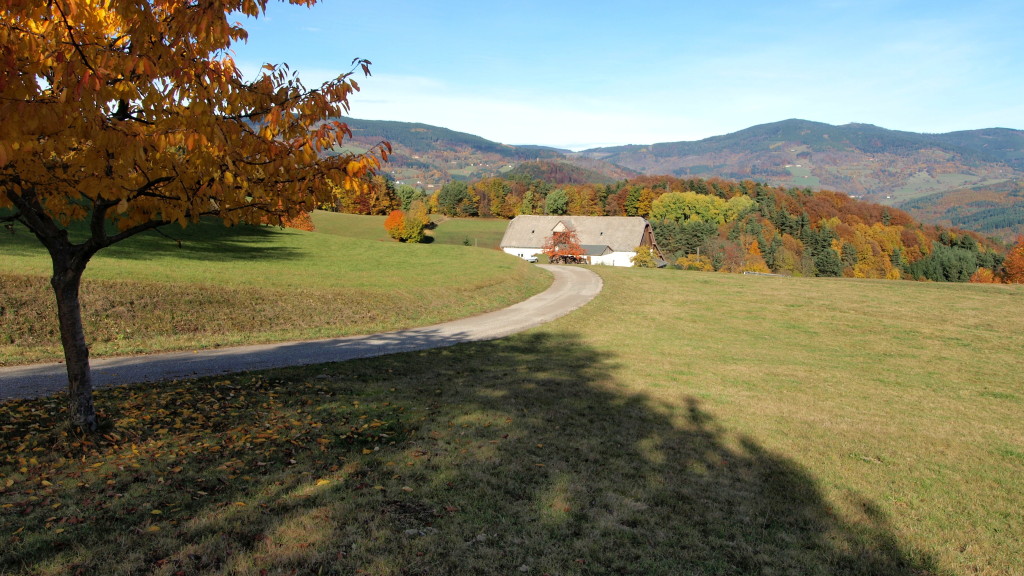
[338,117,1024,238]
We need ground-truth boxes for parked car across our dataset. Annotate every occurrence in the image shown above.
[524,254,539,263]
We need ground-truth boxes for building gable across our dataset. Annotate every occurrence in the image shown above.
[500,215,659,255]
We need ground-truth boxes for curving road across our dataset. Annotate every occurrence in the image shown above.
[0,265,602,401]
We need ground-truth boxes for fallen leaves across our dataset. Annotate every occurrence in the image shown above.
[0,373,412,565]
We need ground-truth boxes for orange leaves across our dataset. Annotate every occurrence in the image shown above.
[0,373,408,536]
[384,209,406,241]
[1002,237,1024,283]
[2,0,387,239]
[541,228,586,264]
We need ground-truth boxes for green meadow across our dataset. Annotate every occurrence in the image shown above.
[307,212,512,250]
[1,217,1022,575]
[0,213,547,365]
[426,216,510,249]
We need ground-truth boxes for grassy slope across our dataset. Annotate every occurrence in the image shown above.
[309,211,389,242]
[309,212,511,250]
[558,268,1024,575]
[427,217,510,250]
[0,215,548,365]
[1,267,1020,575]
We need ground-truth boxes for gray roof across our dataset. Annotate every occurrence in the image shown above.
[500,216,651,252]
[581,244,613,256]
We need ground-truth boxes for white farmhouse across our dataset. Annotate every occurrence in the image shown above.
[499,215,664,267]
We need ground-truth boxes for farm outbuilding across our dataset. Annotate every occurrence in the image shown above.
[499,215,664,267]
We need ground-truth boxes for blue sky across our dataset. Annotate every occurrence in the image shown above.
[233,0,1024,150]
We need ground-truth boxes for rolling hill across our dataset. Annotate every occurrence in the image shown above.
[578,119,1024,207]
[335,118,635,190]
[333,117,1024,239]
[898,180,1024,242]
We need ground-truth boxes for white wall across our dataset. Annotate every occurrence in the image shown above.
[503,247,544,260]
[590,251,636,267]
[504,247,637,266]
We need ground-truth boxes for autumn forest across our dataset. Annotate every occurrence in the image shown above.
[327,173,1024,284]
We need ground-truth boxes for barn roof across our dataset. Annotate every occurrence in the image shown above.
[499,216,651,252]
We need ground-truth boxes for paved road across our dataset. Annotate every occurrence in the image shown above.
[0,265,602,401]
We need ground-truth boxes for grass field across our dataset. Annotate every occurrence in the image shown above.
[890,173,1004,204]
[309,212,511,250]
[0,214,548,365]
[786,164,821,188]
[427,216,510,249]
[1,265,1021,574]
[309,212,389,242]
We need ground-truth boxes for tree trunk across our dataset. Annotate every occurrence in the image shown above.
[51,267,98,431]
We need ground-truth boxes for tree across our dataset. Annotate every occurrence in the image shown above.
[541,228,586,264]
[566,185,603,216]
[384,200,428,243]
[970,268,998,284]
[395,184,426,211]
[437,181,470,216]
[1003,237,1024,283]
[676,254,714,271]
[0,0,389,430]
[742,240,771,273]
[545,189,569,215]
[631,245,657,268]
[521,190,537,216]
[402,199,429,243]
[384,210,406,241]
[814,248,843,277]
[335,174,397,214]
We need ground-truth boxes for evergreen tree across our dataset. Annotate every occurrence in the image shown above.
[814,248,843,277]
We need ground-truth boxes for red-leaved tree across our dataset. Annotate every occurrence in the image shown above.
[541,228,586,264]
[384,210,405,240]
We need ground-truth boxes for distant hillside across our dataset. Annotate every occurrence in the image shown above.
[899,180,1024,242]
[333,117,1024,239]
[504,160,635,185]
[578,119,1024,207]
[335,118,627,191]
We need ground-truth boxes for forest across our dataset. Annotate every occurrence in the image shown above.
[323,173,1023,283]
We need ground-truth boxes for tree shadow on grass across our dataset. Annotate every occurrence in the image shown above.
[0,219,303,263]
[0,332,940,575]
[102,221,304,263]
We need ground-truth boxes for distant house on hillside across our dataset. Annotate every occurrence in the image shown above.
[499,215,664,267]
